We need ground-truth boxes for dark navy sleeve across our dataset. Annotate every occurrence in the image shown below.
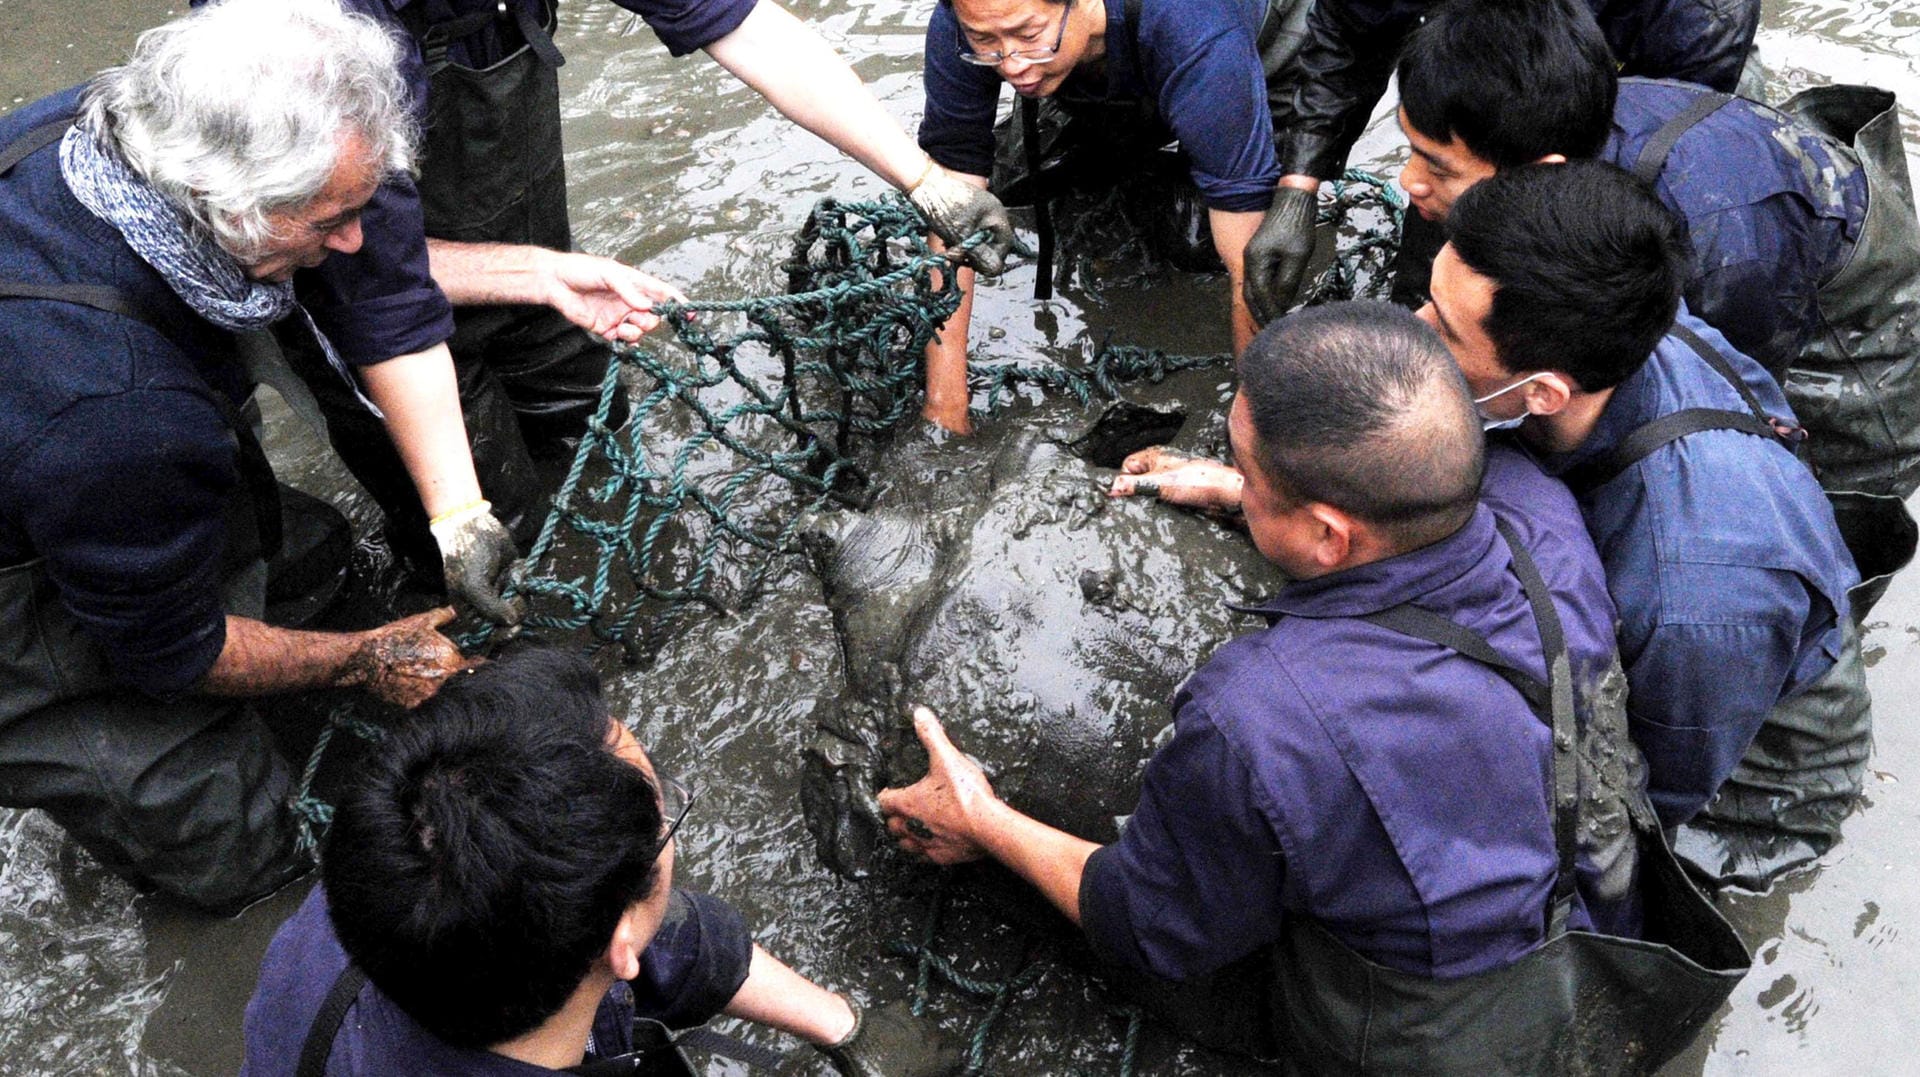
[296,175,455,367]
[1079,695,1287,981]
[629,889,754,1028]
[10,387,235,696]
[918,4,1004,179]
[1272,0,1422,180]
[611,0,759,57]
[1598,0,1759,93]
[1625,591,1829,828]
[1679,198,1827,382]
[1135,7,1278,212]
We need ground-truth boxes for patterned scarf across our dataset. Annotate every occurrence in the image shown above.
[58,123,381,416]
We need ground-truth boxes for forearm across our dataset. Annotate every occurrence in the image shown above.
[425,239,561,308]
[1278,2,1408,179]
[975,800,1099,925]
[197,616,371,697]
[359,344,483,519]
[923,230,979,431]
[705,3,929,190]
[721,945,857,1046]
[1211,208,1263,353]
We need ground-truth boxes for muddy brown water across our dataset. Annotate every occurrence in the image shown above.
[2,1,1918,1073]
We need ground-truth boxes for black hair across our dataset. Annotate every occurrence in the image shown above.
[1239,301,1485,550]
[1446,161,1687,391]
[1398,0,1617,165]
[322,646,664,1050]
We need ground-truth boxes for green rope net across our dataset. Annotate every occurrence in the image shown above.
[288,174,1405,1071]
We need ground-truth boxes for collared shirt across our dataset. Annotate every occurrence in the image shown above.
[1275,0,1760,180]
[241,885,754,1076]
[1079,445,1637,983]
[1602,78,1868,380]
[0,86,246,696]
[198,0,759,368]
[919,0,1281,213]
[1533,310,1859,828]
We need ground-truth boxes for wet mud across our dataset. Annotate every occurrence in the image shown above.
[2,1,1919,1075]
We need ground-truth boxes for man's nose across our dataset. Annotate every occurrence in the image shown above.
[326,218,364,255]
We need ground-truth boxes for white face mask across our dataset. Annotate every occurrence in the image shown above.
[1473,372,1553,432]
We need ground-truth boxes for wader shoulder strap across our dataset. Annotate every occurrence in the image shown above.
[0,120,70,177]
[0,278,285,556]
[1631,89,1732,185]
[1562,323,1800,493]
[296,962,369,1077]
[1355,519,1580,937]
[403,0,563,72]
[1020,96,1055,302]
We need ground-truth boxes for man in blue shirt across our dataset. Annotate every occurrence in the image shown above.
[228,0,1016,608]
[1423,160,1871,889]
[917,0,1286,432]
[0,0,478,910]
[877,302,1742,1068]
[243,647,951,1076]
[1387,0,1920,500]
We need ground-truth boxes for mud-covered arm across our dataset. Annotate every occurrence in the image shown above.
[1077,696,1287,981]
[199,608,470,709]
[1274,0,1423,181]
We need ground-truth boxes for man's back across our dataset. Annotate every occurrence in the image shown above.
[1079,445,1641,984]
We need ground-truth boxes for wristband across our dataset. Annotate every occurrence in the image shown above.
[905,155,938,196]
[428,498,491,529]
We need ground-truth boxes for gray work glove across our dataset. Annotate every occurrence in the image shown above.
[815,999,962,1077]
[427,500,526,626]
[909,161,1016,277]
[1242,185,1319,326]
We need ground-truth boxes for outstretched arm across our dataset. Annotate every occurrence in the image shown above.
[878,708,1099,923]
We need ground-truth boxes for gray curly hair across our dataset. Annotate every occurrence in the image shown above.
[81,0,418,261]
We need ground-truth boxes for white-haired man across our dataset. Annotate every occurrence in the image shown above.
[0,0,479,910]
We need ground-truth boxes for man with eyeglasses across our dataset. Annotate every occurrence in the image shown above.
[240,646,956,1076]
[916,0,1300,433]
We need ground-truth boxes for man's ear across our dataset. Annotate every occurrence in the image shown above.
[1521,372,1576,417]
[606,904,648,981]
[1305,502,1355,569]
[1536,153,1569,166]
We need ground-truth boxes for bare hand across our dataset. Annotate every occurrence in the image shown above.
[348,607,474,709]
[545,251,687,343]
[876,707,998,865]
[1108,449,1245,512]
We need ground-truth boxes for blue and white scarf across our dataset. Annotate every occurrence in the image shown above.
[58,123,381,416]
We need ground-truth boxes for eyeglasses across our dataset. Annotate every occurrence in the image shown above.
[644,774,698,865]
[958,5,1071,67]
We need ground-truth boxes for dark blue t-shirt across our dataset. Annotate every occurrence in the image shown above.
[1602,78,1868,380]
[241,885,755,1076]
[0,87,249,696]
[919,0,1280,212]
[1079,446,1639,982]
[1533,310,1860,828]
[211,0,760,367]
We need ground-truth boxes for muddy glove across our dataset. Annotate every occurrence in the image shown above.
[815,999,962,1077]
[428,500,526,626]
[1242,185,1319,326]
[909,160,1016,277]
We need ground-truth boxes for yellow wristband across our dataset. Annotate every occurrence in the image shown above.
[428,498,491,528]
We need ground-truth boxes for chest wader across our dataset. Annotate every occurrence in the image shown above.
[1564,323,1914,891]
[990,0,1311,295]
[281,0,619,580]
[294,964,792,1076]
[0,117,306,910]
[1628,84,1920,502]
[1269,520,1747,1075]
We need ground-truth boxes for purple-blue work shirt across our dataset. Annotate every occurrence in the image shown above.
[1533,311,1859,828]
[1079,445,1638,982]
[240,885,754,1076]
[919,0,1281,213]
[1601,78,1868,381]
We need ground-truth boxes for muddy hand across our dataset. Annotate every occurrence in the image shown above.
[876,706,997,865]
[350,607,475,709]
[1118,445,1194,476]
